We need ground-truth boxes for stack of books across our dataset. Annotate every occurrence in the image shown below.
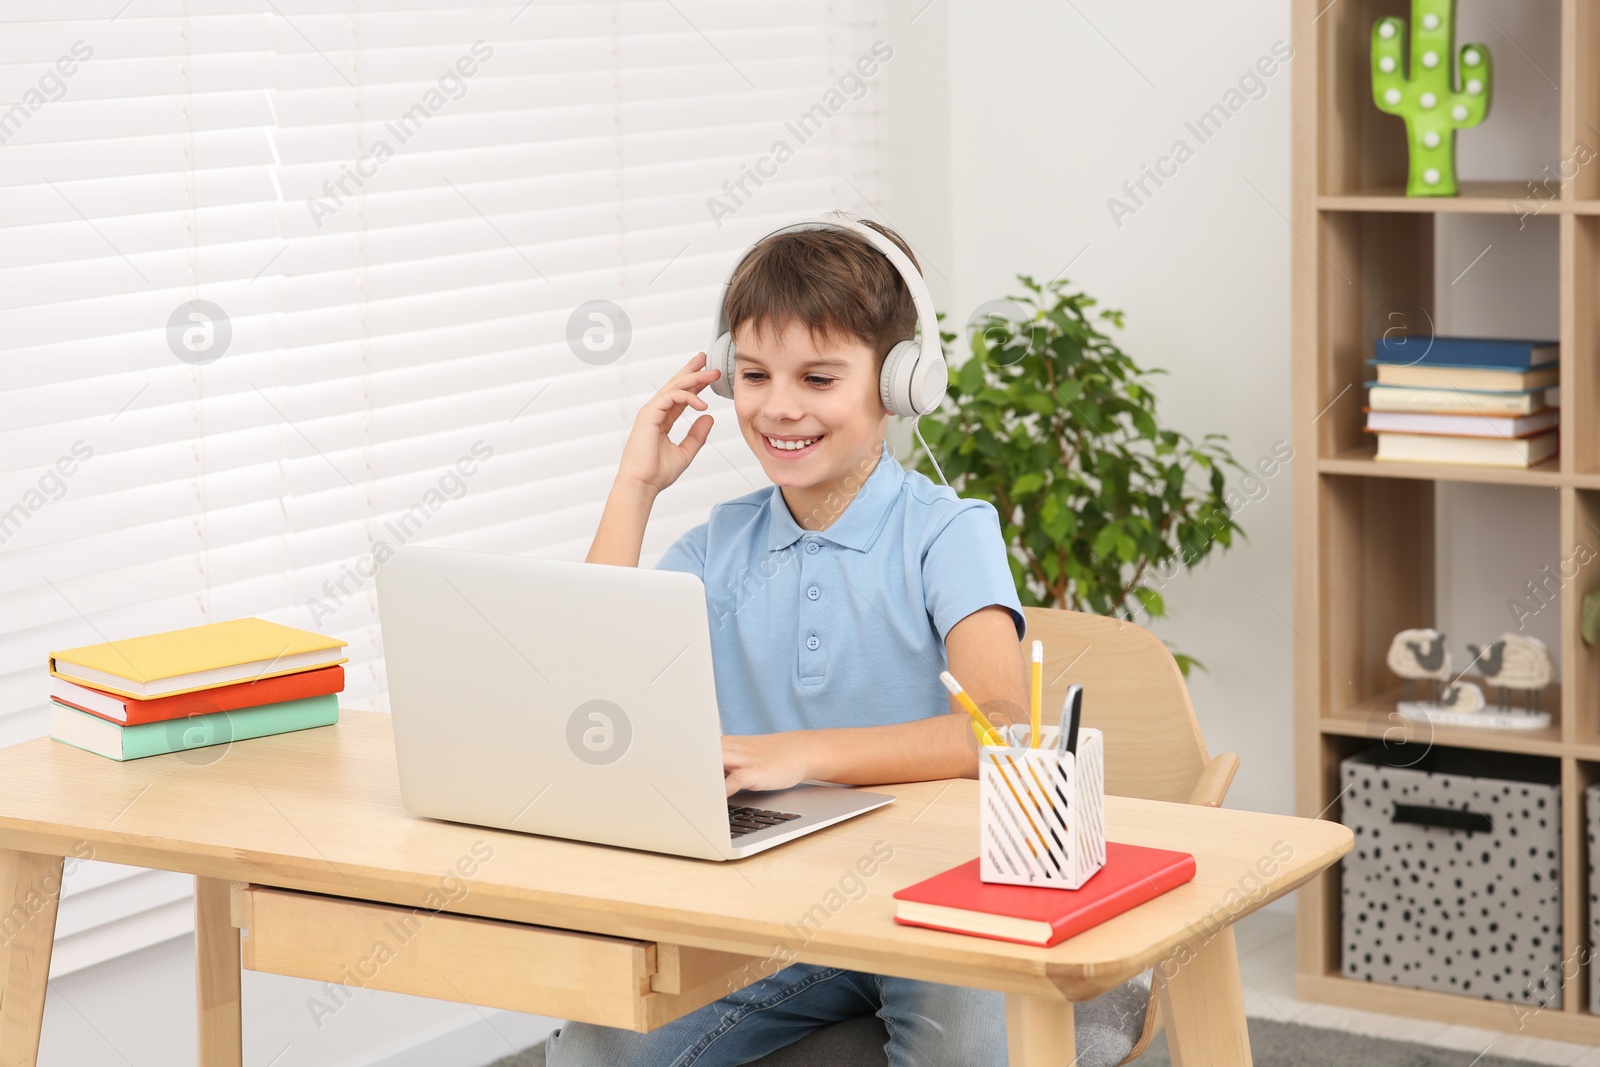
[47,617,347,761]
[1365,336,1559,469]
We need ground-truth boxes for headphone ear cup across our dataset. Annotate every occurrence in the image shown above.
[879,339,947,417]
[908,352,947,416]
[708,332,736,400]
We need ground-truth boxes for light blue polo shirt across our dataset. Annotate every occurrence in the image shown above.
[654,440,1026,736]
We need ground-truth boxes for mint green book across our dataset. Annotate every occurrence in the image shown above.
[50,693,339,761]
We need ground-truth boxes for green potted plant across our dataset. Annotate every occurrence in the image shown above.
[910,275,1245,675]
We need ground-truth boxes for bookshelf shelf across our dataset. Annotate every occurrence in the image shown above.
[1318,182,1549,214]
[1293,0,1600,1038]
[1295,973,1600,1044]
[1320,684,1566,757]
[1318,451,1563,486]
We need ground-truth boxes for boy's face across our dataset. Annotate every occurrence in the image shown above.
[731,317,889,503]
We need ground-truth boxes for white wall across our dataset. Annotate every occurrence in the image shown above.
[884,0,1298,824]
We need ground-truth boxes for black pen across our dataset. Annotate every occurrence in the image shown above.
[1056,684,1082,756]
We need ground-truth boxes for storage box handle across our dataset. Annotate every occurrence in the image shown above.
[1390,802,1491,834]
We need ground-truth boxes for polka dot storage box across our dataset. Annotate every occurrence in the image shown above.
[1339,742,1562,1005]
[1588,783,1600,1015]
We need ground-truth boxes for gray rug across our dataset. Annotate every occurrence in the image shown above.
[487,1016,1555,1066]
[1135,1017,1549,1066]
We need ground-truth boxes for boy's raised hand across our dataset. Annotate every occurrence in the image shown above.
[617,351,721,495]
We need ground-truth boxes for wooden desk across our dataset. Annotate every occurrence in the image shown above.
[0,710,1350,1067]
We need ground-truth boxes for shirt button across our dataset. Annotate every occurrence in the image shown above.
[805,541,820,554]
[807,586,820,600]
[807,635,820,651]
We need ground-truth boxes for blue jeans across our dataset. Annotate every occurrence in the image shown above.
[543,961,1006,1067]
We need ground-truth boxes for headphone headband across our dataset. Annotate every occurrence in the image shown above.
[707,216,946,417]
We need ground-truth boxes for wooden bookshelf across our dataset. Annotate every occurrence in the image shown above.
[1292,0,1600,1040]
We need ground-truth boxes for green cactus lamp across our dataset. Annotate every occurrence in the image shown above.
[1370,0,1493,196]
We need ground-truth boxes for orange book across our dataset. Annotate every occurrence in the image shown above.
[892,842,1195,947]
[50,665,345,726]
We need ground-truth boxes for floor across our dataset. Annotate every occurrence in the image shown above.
[31,904,1600,1065]
[1232,909,1600,1067]
[33,929,556,1067]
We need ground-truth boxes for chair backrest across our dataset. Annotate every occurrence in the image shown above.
[1019,607,1212,805]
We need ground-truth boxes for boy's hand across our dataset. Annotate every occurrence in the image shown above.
[616,351,721,495]
[721,732,811,797]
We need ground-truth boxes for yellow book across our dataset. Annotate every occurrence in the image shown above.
[49,617,348,700]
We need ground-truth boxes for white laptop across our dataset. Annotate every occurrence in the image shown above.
[375,544,895,860]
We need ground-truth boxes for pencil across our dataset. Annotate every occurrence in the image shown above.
[943,670,1059,864]
[1029,641,1042,748]
[940,671,1003,746]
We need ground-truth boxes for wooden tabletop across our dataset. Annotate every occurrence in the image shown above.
[0,710,1350,1000]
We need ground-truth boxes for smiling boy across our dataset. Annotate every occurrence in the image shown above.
[553,216,1028,1065]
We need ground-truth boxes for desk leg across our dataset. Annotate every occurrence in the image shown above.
[1004,992,1075,1067]
[0,849,62,1067]
[194,877,242,1067]
[1154,924,1252,1067]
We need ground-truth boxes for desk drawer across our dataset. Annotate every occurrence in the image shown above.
[230,884,760,1032]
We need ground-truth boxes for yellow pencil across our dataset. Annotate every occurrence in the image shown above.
[943,669,1057,861]
[940,671,1003,746]
[1029,640,1043,748]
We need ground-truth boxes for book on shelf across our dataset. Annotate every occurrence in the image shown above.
[48,617,348,699]
[1370,362,1558,392]
[890,842,1195,948]
[1366,383,1556,417]
[50,693,341,762]
[50,664,345,726]
[1372,429,1558,468]
[1363,408,1559,439]
[1373,335,1558,369]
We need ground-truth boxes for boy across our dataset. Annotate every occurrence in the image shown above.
[549,217,1028,1065]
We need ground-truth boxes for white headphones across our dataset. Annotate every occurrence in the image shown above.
[706,217,947,418]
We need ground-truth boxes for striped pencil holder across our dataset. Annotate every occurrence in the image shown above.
[979,724,1106,889]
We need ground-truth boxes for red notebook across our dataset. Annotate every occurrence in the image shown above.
[892,842,1196,947]
[49,665,345,727]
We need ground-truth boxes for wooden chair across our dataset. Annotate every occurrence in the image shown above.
[749,606,1242,1067]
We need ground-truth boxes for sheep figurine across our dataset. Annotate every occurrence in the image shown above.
[1438,680,1486,713]
[1386,628,1451,701]
[1466,633,1554,711]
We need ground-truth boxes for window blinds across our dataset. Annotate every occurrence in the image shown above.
[0,0,887,975]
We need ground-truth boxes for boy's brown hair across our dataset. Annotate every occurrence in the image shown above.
[722,215,921,369]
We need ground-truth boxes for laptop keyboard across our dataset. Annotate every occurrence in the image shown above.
[728,804,802,838]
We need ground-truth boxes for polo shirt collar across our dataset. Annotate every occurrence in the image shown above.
[765,440,902,553]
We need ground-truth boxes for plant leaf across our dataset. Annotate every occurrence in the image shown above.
[910,272,1243,674]
[1012,472,1046,497]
